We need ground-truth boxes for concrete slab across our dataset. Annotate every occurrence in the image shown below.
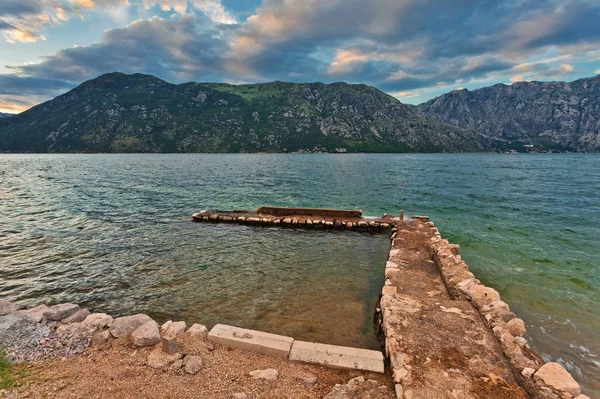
[207,324,294,358]
[289,341,385,373]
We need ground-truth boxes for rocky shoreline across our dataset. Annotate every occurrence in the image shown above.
[0,300,394,399]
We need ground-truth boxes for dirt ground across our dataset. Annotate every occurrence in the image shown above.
[4,334,394,399]
[384,221,530,399]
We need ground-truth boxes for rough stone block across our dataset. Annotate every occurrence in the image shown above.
[0,299,20,316]
[162,336,178,355]
[61,308,91,324]
[43,303,80,321]
[289,340,384,373]
[534,362,580,398]
[207,324,294,358]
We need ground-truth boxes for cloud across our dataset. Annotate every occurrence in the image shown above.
[2,0,600,111]
[141,0,236,24]
[0,75,71,95]
[0,0,129,43]
[8,15,229,82]
[394,91,419,98]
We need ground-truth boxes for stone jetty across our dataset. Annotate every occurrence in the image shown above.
[191,206,393,231]
[189,206,586,399]
[0,207,588,399]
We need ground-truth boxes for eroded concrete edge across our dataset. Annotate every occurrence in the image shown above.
[379,216,585,399]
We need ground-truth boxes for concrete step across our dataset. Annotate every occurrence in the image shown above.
[207,324,294,358]
[289,340,385,373]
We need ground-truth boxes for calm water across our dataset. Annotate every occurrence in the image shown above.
[0,154,598,394]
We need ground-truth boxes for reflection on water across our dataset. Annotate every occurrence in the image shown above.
[0,153,598,395]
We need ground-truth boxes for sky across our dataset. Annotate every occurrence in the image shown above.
[0,0,599,114]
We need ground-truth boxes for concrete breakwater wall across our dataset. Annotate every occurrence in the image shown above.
[192,208,392,231]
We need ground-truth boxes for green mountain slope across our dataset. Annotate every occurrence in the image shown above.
[418,75,600,152]
[0,72,484,153]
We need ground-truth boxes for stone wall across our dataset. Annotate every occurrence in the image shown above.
[192,210,391,231]
[425,219,585,399]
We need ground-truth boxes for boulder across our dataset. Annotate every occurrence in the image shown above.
[0,299,19,316]
[131,320,161,347]
[62,308,91,324]
[466,285,500,308]
[187,323,208,339]
[183,355,203,375]
[249,368,279,380]
[42,303,80,321]
[161,320,186,337]
[109,314,153,338]
[82,313,113,330]
[56,322,95,339]
[534,362,580,398]
[506,318,526,337]
[16,304,49,323]
[92,330,111,345]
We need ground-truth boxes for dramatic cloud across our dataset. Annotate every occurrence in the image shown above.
[8,15,229,82]
[2,0,600,111]
[0,0,128,43]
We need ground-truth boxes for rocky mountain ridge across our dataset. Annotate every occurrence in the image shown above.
[418,75,600,151]
[0,73,482,153]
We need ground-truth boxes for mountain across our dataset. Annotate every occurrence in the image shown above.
[418,75,600,152]
[0,112,13,118]
[0,73,483,153]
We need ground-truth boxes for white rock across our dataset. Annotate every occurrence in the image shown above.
[132,320,161,347]
[534,362,580,398]
[395,384,404,398]
[232,393,248,399]
[249,368,278,380]
[521,367,536,378]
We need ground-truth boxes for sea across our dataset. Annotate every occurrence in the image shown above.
[0,153,598,395]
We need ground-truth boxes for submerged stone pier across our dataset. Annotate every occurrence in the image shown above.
[192,207,587,399]
[191,207,393,231]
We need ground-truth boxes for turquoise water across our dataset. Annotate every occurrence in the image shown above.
[0,154,598,394]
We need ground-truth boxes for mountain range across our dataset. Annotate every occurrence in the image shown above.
[418,74,600,152]
[0,73,598,153]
